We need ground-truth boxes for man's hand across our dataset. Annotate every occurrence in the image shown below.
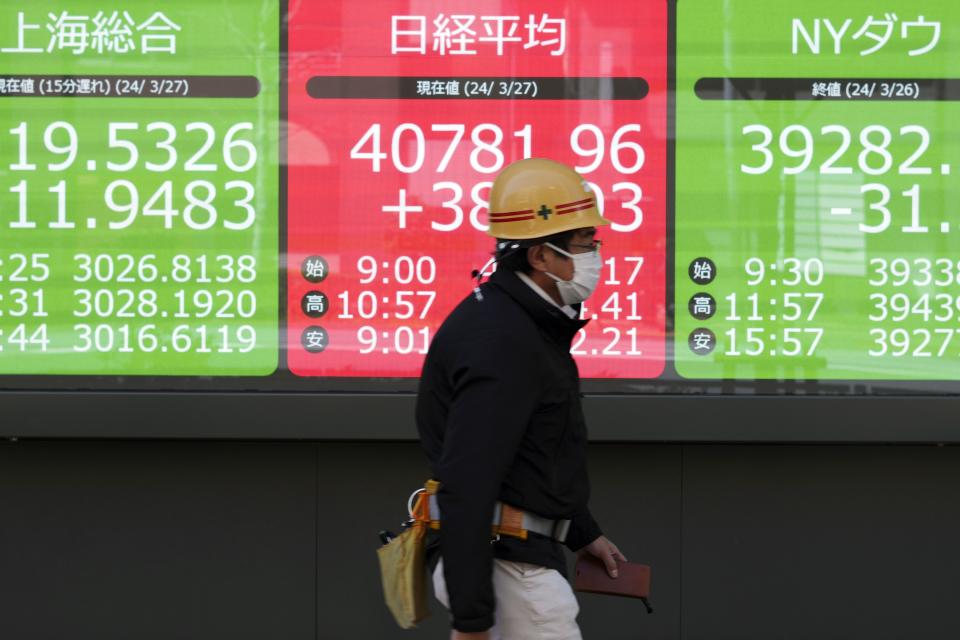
[451,631,490,640]
[582,535,627,578]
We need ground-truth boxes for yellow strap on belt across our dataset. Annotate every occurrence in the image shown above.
[493,503,529,541]
[414,480,530,540]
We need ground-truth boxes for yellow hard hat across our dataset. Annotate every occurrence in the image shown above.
[486,158,609,240]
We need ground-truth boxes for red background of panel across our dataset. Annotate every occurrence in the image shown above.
[287,0,667,377]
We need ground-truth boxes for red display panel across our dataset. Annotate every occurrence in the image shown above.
[287,1,667,378]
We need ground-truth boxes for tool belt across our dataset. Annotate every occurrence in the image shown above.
[410,479,571,544]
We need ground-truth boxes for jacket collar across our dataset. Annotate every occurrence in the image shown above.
[488,269,589,346]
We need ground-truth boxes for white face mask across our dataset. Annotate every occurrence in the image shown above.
[543,242,602,306]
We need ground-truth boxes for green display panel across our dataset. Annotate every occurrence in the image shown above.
[676,1,960,380]
[0,1,279,374]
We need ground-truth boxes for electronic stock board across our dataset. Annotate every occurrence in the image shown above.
[1,1,958,440]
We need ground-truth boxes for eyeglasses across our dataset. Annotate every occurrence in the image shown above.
[566,239,602,253]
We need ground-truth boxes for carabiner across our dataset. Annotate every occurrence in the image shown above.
[407,488,426,518]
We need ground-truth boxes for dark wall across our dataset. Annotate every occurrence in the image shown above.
[2,440,959,639]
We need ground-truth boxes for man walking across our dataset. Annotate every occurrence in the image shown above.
[416,158,625,639]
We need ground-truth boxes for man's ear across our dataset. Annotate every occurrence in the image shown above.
[527,244,547,272]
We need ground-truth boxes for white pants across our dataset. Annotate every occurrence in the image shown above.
[432,558,583,640]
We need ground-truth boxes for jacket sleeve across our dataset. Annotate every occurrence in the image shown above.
[435,330,540,633]
[563,505,604,552]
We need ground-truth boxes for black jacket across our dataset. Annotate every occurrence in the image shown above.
[416,268,603,633]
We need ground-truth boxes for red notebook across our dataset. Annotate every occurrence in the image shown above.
[574,554,653,612]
